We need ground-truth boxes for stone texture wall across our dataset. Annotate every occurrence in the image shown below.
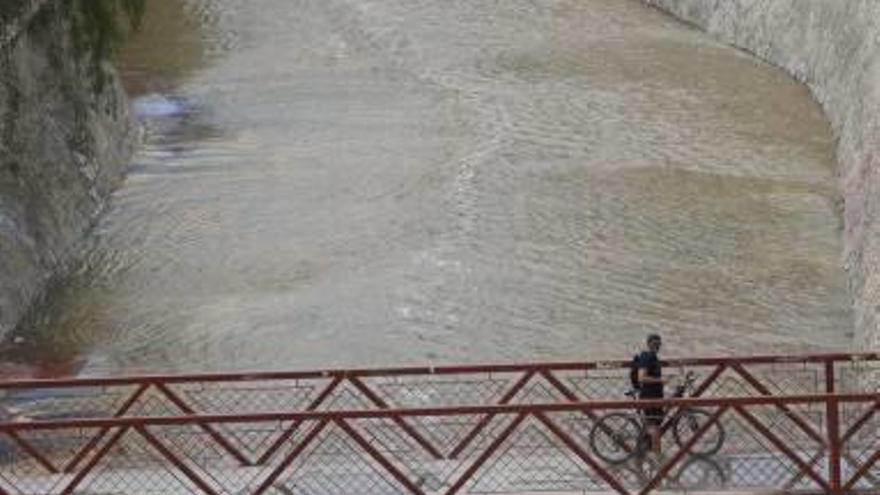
[643,0,880,350]
[0,1,136,337]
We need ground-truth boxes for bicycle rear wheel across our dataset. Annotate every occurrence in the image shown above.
[672,408,725,456]
[589,412,644,464]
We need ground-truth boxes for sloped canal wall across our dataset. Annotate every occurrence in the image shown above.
[645,0,880,350]
[0,1,137,337]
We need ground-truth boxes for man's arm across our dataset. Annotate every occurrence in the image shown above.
[637,368,665,385]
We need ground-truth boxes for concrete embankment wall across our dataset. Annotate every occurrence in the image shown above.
[0,1,135,337]
[643,0,880,350]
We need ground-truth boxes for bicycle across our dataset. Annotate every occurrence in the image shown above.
[588,370,726,465]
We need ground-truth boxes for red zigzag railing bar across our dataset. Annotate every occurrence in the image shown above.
[448,370,534,459]
[1,393,878,494]
[731,363,827,445]
[348,376,444,460]
[734,404,831,492]
[251,418,329,495]
[64,382,149,473]
[255,375,342,465]
[1,352,879,494]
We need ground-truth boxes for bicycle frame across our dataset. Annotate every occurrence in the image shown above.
[591,370,726,465]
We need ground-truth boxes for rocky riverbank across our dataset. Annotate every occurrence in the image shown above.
[0,1,138,337]
[644,0,880,350]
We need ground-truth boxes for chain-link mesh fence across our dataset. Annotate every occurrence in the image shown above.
[0,352,878,494]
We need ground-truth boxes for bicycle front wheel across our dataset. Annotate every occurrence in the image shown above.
[672,408,725,456]
[589,412,644,464]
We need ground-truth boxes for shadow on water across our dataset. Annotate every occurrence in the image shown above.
[116,0,211,96]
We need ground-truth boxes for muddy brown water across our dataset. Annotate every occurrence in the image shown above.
[1,0,852,375]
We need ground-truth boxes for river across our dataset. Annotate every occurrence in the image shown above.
[1,0,852,375]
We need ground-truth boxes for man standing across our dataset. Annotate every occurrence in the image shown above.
[636,333,667,455]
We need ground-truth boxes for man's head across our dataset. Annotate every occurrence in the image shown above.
[646,333,662,353]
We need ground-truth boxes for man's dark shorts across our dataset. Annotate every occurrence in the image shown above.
[643,407,665,426]
[639,389,665,426]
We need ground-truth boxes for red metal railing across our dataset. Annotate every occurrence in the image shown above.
[0,352,878,494]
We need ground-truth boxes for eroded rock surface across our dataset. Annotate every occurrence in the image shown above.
[645,0,880,350]
[0,1,136,337]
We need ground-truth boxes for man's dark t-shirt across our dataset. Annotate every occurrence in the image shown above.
[636,350,663,399]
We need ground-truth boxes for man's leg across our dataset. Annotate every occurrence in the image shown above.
[648,425,660,455]
[646,409,663,455]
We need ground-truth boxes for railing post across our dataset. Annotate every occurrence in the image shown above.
[825,360,835,393]
[826,396,842,494]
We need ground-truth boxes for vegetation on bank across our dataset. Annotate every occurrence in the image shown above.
[33,0,144,89]
[0,0,31,27]
[1,0,145,91]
